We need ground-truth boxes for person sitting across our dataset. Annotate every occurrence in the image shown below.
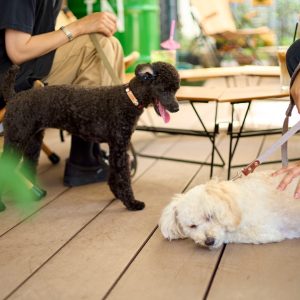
[273,39,300,198]
[0,0,125,186]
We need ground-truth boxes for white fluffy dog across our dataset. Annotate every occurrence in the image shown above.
[159,171,300,249]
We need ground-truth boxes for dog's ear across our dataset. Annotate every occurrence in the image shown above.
[135,64,156,82]
[159,195,186,240]
[205,181,241,232]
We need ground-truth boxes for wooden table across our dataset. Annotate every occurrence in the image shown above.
[137,85,290,179]
[217,86,289,178]
[179,65,280,82]
[125,65,280,85]
[218,85,288,103]
[176,86,224,101]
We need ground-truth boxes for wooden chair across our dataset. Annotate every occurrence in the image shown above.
[191,0,271,38]
[190,0,274,65]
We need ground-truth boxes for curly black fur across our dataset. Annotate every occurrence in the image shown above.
[1,62,180,211]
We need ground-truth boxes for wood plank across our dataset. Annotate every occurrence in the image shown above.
[177,86,224,102]
[109,232,220,300]
[179,66,280,82]
[109,133,300,300]
[8,159,199,300]
[208,240,300,300]
[125,66,280,83]
[0,129,153,236]
[138,135,182,157]
[4,73,297,300]
[218,86,289,103]
[176,85,288,106]
[0,162,68,236]
[0,129,71,235]
[165,135,220,162]
[243,65,280,77]
[0,150,154,238]
[0,134,190,297]
[0,132,156,298]
[0,181,115,299]
[107,164,222,300]
[105,136,227,300]
[206,135,300,299]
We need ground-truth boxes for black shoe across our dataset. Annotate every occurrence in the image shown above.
[63,159,109,187]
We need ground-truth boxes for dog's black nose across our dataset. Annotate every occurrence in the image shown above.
[169,103,179,113]
[205,237,215,246]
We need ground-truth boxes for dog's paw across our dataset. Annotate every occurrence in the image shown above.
[126,200,145,211]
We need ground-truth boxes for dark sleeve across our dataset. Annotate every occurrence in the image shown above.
[286,39,300,77]
[0,0,36,34]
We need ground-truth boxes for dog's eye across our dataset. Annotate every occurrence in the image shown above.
[189,224,197,229]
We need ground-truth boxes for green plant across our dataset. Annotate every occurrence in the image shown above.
[275,0,299,45]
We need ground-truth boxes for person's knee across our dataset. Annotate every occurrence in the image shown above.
[74,34,121,52]
[98,35,124,59]
[108,36,123,52]
[75,34,124,67]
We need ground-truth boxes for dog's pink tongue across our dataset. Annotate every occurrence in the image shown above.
[158,101,170,123]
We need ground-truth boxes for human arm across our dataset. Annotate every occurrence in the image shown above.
[5,11,117,65]
[272,162,300,198]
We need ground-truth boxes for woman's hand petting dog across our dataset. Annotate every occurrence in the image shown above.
[272,163,300,199]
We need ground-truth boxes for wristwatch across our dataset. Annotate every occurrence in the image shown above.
[60,25,74,42]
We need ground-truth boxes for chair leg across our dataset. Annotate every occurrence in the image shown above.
[41,143,60,164]
[0,107,6,123]
[0,172,47,213]
[22,175,47,200]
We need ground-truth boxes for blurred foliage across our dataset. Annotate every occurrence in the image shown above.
[275,0,299,45]
[0,152,36,213]
[177,0,299,67]
[231,0,299,46]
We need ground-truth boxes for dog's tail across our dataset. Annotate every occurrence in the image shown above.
[0,65,19,102]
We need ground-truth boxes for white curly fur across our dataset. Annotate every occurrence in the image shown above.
[159,170,300,249]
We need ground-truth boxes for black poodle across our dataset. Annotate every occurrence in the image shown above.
[0,62,180,211]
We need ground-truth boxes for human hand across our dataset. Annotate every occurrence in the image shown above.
[75,12,117,37]
[290,70,300,113]
[272,162,300,198]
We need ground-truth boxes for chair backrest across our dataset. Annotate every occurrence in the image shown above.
[190,0,237,35]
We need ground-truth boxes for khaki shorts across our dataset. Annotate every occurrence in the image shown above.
[43,34,125,87]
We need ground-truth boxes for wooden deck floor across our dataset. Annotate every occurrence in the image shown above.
[1,76,300,300]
